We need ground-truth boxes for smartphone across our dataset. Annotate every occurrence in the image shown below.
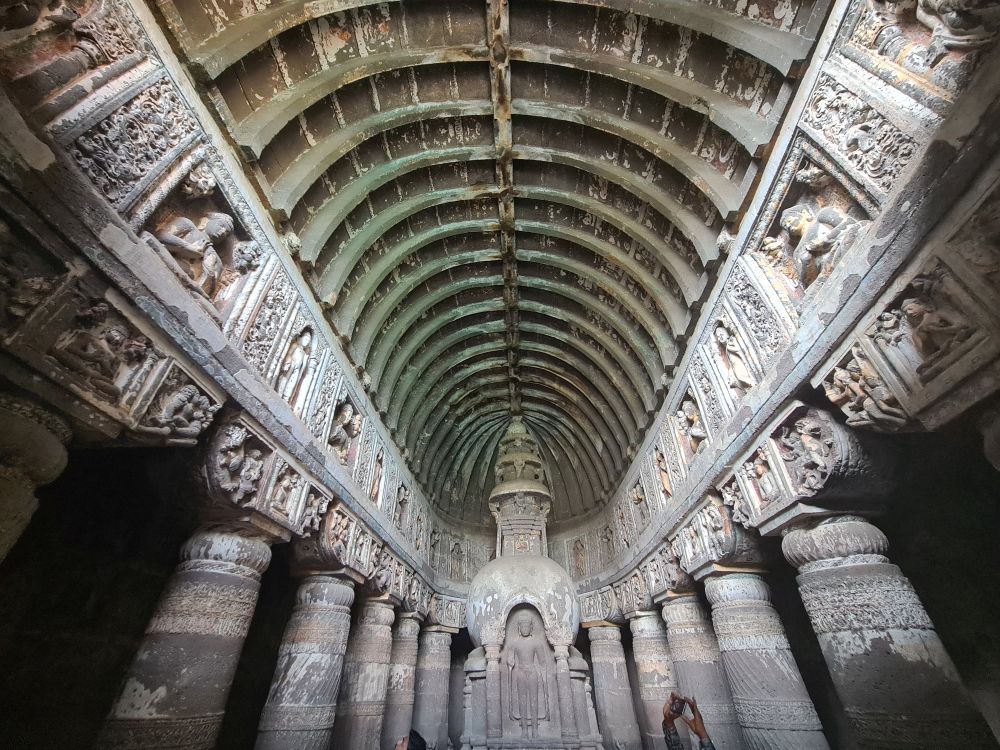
[669,696,687,716]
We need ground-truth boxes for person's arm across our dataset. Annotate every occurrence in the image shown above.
[663,694,716,750]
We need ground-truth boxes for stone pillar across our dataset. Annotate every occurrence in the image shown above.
[412,626,453,749]
[704,574,828,750]
[587,625,643,750]
[783,515,996,748]
[0,394,71,562]
[381,613,423,750]
[553,643,579,743]
[661,595,746,750]
[629,611,688,750]
[332,597,396,748]
[255,575,355,750]
[98,527,271,749]
[485,643,502,743]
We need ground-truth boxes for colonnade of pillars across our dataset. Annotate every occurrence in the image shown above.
[21,511,1000,749]
[95,524,454,750]
[586,514,997,750]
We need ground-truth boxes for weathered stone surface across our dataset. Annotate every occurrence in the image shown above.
[256,575,355,750]
[704,573,828,750]
[98,528,271,749]
[783,516,996,748]
[587,625,643,750]
[661,595,747,750]
[331,597,396,748]
[411,627,452,749]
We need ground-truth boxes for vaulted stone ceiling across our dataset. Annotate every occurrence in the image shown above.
[157,0,827,523]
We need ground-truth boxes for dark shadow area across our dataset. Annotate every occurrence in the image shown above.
[217,544,296,749]
[0,446,193,749]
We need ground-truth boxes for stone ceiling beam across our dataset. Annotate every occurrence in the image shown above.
[161,0,813,81]
[402,346,638,459]
[393,328,647,444]
[379,302,656,422]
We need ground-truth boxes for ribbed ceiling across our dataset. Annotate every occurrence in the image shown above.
[162,0,823,523]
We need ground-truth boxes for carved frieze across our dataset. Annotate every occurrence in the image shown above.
[66,76,200,213]
[670,493,767,581]
[429,594,466,630]
[239,267,297,376]
[130,364,221,446]
[578,586,621,625]
[801,74,917,195]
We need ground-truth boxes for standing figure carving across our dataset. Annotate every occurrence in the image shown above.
[630,481,650,527]
[572,539,586,579]
[506,614,546,739]
[394,485,410,528]
[450,541,464,580]
[655,448,673,501]
[275,327,315,408]
[713,321,755,396]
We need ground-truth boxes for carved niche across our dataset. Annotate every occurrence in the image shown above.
[654,445,674,503]
[571,538,587,579]
[327,394,363,467]
[264,459,305,523]
[207,421,273,508]
[272,325,318,415]
[300,487,332,538]
[756,157,873,299]
[628,480,650,528]
[673,388,709,463]
[707,310,759,404]
[394,484,411,529]
[369,447,385,505]
[143,159,261,318]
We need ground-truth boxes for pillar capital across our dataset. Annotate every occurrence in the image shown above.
[0,393,71,480]
[179,526,272,576]
[781,515,889,572]
[0,393,71,561]
[784,515,995,746]
[585,623,623,642]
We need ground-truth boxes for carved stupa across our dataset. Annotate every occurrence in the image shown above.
[463,417,603,749]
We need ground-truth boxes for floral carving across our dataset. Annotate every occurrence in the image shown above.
[802,76,917,193]
[69,79,199,210]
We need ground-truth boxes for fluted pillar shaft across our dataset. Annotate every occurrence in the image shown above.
[255,575,355,750]
[412,627,453,749]
[332,598,396,748]
[629,611,687,750]
[783,516,995,748]
[0,394,70,562]
[661,595,746,750]
[99,528,272,749]
[381,613,423,750]
[587,625,643,750]
[704,574,827,750]
[553,644,579,742]
[485,643,502,742]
